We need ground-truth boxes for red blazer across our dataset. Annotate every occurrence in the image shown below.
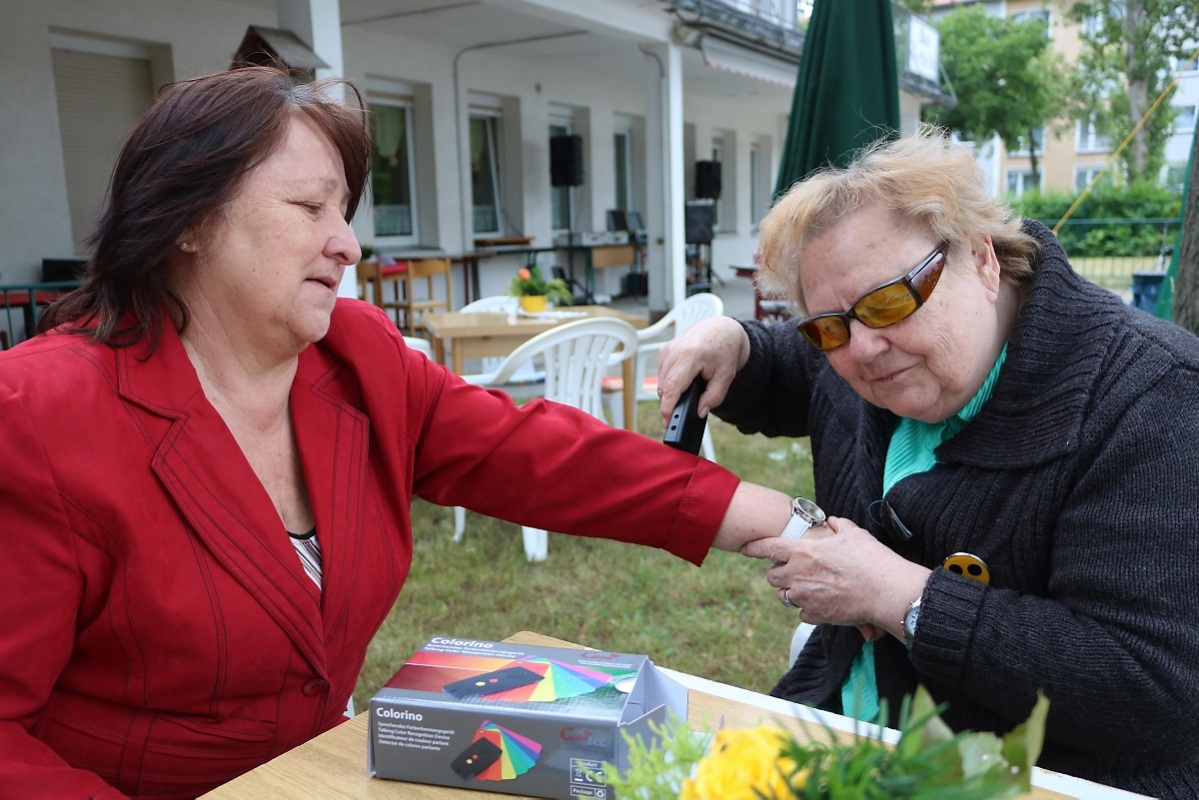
[0,300,739,799]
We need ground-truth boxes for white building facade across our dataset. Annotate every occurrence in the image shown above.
[1,0,941,317]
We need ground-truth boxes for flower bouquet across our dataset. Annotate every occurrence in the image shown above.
[509,264,573,312]
[604,686,1049,800]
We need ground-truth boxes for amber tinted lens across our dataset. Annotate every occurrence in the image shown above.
[798,315,850,350]
[852,281,920,328]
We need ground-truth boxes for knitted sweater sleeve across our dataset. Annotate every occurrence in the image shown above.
[714,318,822,438]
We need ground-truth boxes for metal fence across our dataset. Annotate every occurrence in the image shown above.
[1043,218,1181,290]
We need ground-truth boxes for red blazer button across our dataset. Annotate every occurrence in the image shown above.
[302,679,330,696]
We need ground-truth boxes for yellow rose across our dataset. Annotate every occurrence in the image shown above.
[678,725,800,800]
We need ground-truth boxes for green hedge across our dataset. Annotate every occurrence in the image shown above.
[1012,182,1183,258]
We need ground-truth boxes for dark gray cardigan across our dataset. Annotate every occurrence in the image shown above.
[717,221,1199,798]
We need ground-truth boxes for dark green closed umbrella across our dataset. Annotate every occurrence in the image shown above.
[774,0,901,200]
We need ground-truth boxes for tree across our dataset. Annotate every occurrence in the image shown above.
[1173,132,1199,333]
[1063,0,1199,183]
[922,6,1071,188]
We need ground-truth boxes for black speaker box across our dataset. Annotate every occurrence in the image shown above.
[42,258,86,282]
[623,272,648,297]
[550,134,584,187]
[695,160,722,199]
[684,202,714,244]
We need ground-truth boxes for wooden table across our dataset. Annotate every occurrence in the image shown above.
[422,306,647,430]
[201,631,1147,800]
[558,243,636,301]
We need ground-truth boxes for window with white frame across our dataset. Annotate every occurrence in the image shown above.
[470,108,502,235]
[710,138,725,232]
[368,89,418,244]
[613,129,632,212]
[549,117,574,232]
[1006,168,1038,196]
[749,141,764,228]
[1009,126,1045,156]
[1175,105,1197,134]
[1076,117,1110,152]
[1165,163,1187,193]
[1012,8,1050,26]
[1075,164,1104,191]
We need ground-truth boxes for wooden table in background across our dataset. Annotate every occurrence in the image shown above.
[200,631,1148,800]
[559,243,636,300]
[422,306,647,430]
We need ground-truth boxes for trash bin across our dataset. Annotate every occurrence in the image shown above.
[1130,270,1167,313]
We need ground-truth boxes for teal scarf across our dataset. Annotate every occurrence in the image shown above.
[840,345,1008,723]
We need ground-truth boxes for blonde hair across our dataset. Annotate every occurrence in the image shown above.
[757,125,1037,310]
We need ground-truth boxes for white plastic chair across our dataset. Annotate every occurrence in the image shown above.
[601,293,723,461]
[460,295,518,314]
[402,335,433,358]
[453,317,640,561]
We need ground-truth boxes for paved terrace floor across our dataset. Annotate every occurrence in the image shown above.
[608,271,760,322]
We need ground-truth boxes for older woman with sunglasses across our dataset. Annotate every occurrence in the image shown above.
[658,129,1199,798]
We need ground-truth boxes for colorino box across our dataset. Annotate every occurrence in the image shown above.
[368,636,688,799]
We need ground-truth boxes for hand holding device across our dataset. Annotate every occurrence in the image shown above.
[663,376,708,455]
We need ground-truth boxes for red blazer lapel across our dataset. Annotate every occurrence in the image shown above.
[116,330,329,673]
[289,346,371,648]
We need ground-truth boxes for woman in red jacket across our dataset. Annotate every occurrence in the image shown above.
[0,67,799,799]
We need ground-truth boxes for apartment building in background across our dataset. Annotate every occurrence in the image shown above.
[932,0,1197,197]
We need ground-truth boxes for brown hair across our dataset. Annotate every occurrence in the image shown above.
[42,66,371,349]
[758,125,1038,311]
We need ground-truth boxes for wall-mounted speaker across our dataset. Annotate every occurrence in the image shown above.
[550,134,584,187]
[695,160,722,199]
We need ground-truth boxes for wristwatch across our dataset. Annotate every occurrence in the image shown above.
[902,597,922,648]
[779,496,826,541]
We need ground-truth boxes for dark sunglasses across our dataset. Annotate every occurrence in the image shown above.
[796,241,950,351]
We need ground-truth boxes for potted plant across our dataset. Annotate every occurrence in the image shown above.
[509,264,572,312]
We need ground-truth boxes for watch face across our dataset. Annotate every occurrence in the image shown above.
[903,600,921,645]
[794,497,826,524]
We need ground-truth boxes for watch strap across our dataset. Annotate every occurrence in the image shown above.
[780,496,826,541]
[779,513,814,541]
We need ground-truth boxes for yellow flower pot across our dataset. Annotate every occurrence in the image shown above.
[519,294,548,313]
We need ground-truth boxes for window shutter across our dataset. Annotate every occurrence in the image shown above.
[52,48,153,254]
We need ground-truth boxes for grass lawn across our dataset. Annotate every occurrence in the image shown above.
[352,403,816,713]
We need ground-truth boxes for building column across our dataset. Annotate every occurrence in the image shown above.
[277,0,344,80]
[277,0,359,298]
[642,42,685,319]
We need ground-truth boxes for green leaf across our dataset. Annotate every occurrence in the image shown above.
[955,731,1004,782]
[1000,691,1050,792]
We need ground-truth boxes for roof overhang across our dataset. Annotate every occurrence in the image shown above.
[699,34,798,89]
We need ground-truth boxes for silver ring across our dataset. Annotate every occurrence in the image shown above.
[782,588,799,609]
